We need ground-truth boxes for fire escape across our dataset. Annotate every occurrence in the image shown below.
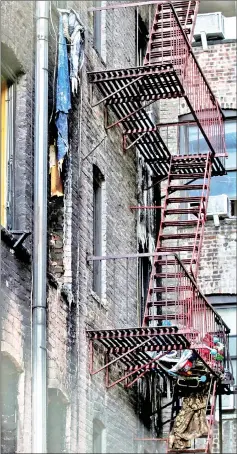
[87,1,233,452]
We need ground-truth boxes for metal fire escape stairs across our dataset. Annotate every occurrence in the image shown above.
[87,1,233,452]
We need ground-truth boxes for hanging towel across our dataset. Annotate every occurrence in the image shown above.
[56,15,71,169]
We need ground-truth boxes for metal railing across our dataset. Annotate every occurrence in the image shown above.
[87,252,230,374]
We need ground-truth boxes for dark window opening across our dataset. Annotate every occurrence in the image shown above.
[135,13,148,66]
[93,419,105,454]
[93,1,102,56]
[230,199,237,217]
[1,356,19,454]
[47,389,67,453]
[93,165,104,297]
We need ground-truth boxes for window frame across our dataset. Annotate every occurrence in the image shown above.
[93,0,102,56]
[179,110,237,207]
[93,419,106,454]
[135,12,149,67]
[1,77,16,230]
[92,165,105,298]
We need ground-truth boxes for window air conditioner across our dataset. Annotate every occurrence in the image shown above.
[194,12,225,41]
[207,194,231,219]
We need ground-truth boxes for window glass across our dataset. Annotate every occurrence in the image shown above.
[180,119,237,199]
[180,120,237,170]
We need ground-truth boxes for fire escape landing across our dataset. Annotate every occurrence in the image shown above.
[87,1,233,452]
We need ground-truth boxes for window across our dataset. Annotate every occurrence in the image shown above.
[93,1,102,56]
[1,356,19,454]
[47,389,67,453]
[93,165,104,297]
[93,419,105,454]
[179,112,237,209]
[53,0,66,8]
[1,77,15,229]
[136,13,148,66]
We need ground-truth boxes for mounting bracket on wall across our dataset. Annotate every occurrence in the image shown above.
[10,230,31,249]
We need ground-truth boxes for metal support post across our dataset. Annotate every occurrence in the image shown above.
[32,2,49,452]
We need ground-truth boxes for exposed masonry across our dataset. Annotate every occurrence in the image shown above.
[1,2,236,453]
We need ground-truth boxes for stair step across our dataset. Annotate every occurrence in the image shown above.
[171,162,206,169]
[167,197,204,204]
[155,258,194,266]
[172,154,208,161]
[147,298,192,307]
[158,245,197,252]
[170,173,204,180]
[161,232,200,240]
[165,208,203,215]
[168,184,207,192]
[152,29,190,40]
[162,219,200,227]
[150,285,193,293]
[168,448,206,454]
[154,272,186,278]
[145,314,185,321]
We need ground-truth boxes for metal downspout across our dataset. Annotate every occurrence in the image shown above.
[32,2,49,452]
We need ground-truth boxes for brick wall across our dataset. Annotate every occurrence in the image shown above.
[193,42,237,109]
[1,2,35,453]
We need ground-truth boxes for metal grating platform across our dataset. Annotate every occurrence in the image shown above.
[87,326,192,387]
[88,64,184,104]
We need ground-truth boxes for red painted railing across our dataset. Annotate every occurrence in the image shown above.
[144,1,226,160]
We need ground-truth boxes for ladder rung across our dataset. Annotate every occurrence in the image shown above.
[170,173,204,180]
[162,220,200,226]
[147,298,192,307]
[150,285,193,293]
[167,197,204,203]
[171,163,206,170]
[158,245,197,252]
[164,208,203,215]
[155,258,194,266]
[168,450,206,453]
[168,184,207,191]
[161,233,200,240]
[154,272,185,279]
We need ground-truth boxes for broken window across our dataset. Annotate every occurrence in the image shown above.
[1,77,15,229]
[47,389,67,453]
[1,356,19,454]
[93,165,105,297]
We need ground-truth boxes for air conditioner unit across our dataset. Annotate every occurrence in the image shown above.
[194,12,225,41]
[207,194,230,219]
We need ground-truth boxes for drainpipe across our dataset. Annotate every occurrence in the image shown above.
[32,1,49,452]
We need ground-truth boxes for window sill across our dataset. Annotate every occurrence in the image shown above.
[192,38,237,47]
[90,289,108,311]
[1,226,31,264]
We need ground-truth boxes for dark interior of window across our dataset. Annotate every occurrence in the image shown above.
[135,13,148,66]
[93,165,104,296]
[1,356,19,454]
[47,389,67,454]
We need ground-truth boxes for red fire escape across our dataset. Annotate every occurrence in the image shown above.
[87,1,233,452]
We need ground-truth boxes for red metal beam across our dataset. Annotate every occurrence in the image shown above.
[129,205,164,210]
[88,1,169,12]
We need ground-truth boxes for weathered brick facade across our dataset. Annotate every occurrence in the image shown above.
[1,2,236,454]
